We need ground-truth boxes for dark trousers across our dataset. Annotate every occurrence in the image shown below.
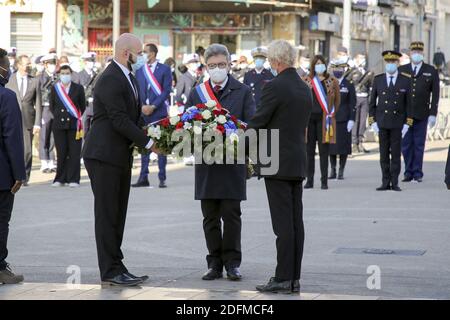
[307,114,329,183]
[138,153,167,182]
[53,129,82,184]
[39,107,55,161]
[445,145,450,186]
[379,128,402,186]
[352,96,369,144]
[84,159,132,280]
[23,127,33,182]
[200,199,242,271]
[330,155,348,170]
[264,178,304,281]
[0,191,14,270]
[402,118,428,179]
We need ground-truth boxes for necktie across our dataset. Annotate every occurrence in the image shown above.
[214,85,221,93]
[128,72,138,99]
[20,77,25,98]
[413,66,417,77]
[389,76,394,89]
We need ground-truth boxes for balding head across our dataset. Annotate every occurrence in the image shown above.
[114,33,143,71]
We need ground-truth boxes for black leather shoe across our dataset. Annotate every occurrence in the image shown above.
[391,185,402,191]
[338,168,344,180]
[414,177,423,183]
[202,268,223,281]
[304,180,313,189]
[125,272,149,283]
[321,183,328,190]
[292,280,300,293]
[376,184,391,191]
[402,176,413,182]
[159,180,167,188]
[102,273,143,287]
[256,277,293,294]
[447,184,450,190]
[329,168,337,179]
[226,267,242,281]
[132,180,150,188]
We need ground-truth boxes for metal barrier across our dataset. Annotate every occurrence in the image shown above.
[429,85,450,141]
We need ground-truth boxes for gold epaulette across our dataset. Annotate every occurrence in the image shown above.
[406,118,414,126]
[401,72,412,78]
[368,116,375,126]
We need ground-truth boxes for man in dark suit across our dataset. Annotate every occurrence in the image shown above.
[82,33,155,287]
[133,43,172,188]
[6,55,42,185]
[0,48,26,284]
[369,50,413,191]
[248,40,312,294]
[186,44,255,282]
[446,145,450,190]
[399,41,440,183]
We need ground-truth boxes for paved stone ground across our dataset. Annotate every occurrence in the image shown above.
[1,140,449,300]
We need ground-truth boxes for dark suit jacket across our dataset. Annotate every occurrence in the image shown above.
[398,63,439,120]
[335,78,356,123]
[82,61,150,168]
[186,76,256,200]
[136,62,172,123]
[6,72,42,130]
[0,85,26,190]
[49,82,86,130]
[248,67,312,180]
[369,72,412,129]
[176,72,196,104]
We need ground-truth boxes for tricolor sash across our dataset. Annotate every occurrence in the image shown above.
[311,76,335,143]
[54,82,84,140]
[195,81,223,109]
[143,64,169,106]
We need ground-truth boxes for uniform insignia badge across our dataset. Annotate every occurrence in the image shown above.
[401,72,411,78]
[423,73,431,76]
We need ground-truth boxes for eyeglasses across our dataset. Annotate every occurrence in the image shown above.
[207,62,228,69]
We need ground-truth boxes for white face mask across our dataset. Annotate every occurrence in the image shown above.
[36,64,45,73]
[47,64,56,74]
[209,67,228,84]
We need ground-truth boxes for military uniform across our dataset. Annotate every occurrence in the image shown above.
[243,69,273,106]
[398,42,440,181]
[369,51,413,190]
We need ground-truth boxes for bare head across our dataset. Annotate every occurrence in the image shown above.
[114,33,144,71]
[267,40,297,75]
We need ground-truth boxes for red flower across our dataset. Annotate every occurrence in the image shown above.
[213,109,221,116]
[196,103,206,109]
[194,113,203,121]
[230,115,238,123]
[176,122,184,129]
[160,118,170,127]
[216,125,225,134]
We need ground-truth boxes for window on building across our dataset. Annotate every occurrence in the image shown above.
[10,13,43,57]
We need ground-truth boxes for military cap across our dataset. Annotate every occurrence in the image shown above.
[409,41,424,51]
[81,52,97,61]
[251,47,268,59]
[382,50,402,61]
[41,53,58,63]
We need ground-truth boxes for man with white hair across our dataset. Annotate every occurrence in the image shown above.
[186,43,255,282]
[248,40,312,294]
[83,33,155,287]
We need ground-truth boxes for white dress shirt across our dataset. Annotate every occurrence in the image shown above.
[113,60,153,150]
[386,71,398,86]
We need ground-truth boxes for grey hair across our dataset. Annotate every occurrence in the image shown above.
[267,40,297,67]
[204,43,230,63]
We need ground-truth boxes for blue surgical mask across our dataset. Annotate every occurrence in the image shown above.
[411,53,424,64]
[0,66,11,86]
[60,74,72,85]
[315,63,326,75]
[129,53,147,73]
[255,58,265,70]
[385,63,398,74]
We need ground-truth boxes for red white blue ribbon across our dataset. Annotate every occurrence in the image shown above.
[195,81,223,109]
[143,63,168,106]
[54,82,84,140]
[312,76,335,142]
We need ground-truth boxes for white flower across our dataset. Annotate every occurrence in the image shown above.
[183,122,192,130]
[169,115,180,126]
[201,110,212,120]
[216,115,227,124]
[205,100,217,108]
[193,125,202,135]
[147,125,161,139]
[229,132,239,143]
